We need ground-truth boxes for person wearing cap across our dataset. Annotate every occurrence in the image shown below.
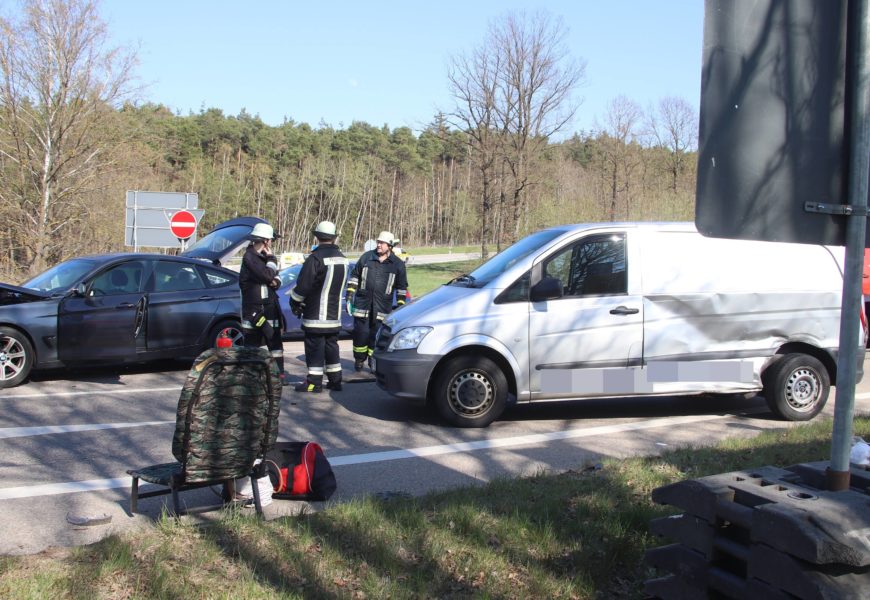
[289,221,348,393]
[346,231,409,371]
[239,222,287,382]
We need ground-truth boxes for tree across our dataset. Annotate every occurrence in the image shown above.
[0,0,137,274]
[448,11,585,252]
[596,96,644,221]
[645,96,698,193]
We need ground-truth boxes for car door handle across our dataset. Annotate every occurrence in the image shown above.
[116,302,136,309]
[610,306,639,315]
[198,295,214,301]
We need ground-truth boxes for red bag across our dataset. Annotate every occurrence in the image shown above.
[266,441,337,500]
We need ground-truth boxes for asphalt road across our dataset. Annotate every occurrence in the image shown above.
[1,341,868,555]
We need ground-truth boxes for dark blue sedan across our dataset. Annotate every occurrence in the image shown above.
[277,262,356,338]
[0,217,263,388]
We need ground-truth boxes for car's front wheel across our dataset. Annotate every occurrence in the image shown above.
[762,353,830,421]
[0,326,34,389]
[431,355,508,428]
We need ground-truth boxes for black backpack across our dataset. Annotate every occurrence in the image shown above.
[266,441,337,501]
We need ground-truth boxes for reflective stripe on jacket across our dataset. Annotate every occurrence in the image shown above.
[346,250,408,321]
[290,245,348,332]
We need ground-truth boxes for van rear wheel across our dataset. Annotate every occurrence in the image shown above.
[762,353,829,421]
[432,355,507,428]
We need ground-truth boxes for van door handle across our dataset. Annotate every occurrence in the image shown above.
[610,306,639,315]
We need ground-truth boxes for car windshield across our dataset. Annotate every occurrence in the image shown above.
[456,229,567,286]
[21,258,99,293]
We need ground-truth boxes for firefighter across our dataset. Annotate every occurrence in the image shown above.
[346,231,409,371]
[289,221,348,392]
[239,222,286,383]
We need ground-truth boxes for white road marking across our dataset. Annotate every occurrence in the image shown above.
[329,413,731,466]
[0,387,182,400]
[0,412,733,500]
[0,390,866,501]
[0,421,174,440]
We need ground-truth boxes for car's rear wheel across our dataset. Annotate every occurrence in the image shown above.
[208,320,243,350]
[762,353,829,421]
[0,326,34,389]
[431,355,507,428]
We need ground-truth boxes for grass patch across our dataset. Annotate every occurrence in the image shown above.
[2,417,867,598]
[407,259,483,297]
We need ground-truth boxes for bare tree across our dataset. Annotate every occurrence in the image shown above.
[0,0,137,274]
[493,12,585,242]
[645,96,698,193]
[447,42,501,258]
[448,11,585,254]
[595,95,644,221]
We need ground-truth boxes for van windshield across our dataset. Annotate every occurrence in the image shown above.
[458,229,566,286]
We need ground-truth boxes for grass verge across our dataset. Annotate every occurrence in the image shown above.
[406,259,483,297]
[1,417,867,599]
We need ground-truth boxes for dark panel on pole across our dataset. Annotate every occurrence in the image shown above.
[695,0,849,245]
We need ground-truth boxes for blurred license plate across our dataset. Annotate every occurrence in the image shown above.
[370,357,377,372]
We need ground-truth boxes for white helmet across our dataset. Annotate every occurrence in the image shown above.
[249,223,276,241]
[376,231,396,246]
[313,220,337,240]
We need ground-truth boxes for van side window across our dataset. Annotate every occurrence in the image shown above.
[544,235,626,297]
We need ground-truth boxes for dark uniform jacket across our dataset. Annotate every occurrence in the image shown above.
[289,244,348,333]
[239,244,281,326]
[347,250,408,321]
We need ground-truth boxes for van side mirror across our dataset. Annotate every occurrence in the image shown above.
[530,276,563,302]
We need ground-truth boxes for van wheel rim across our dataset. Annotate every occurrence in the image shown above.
[785,368,820,412]
[0,336,25,381]
[448,371,493,416]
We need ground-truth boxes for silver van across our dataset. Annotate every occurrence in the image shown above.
[372,222,864,427]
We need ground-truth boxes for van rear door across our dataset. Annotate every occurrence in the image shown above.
[528,231,643,398]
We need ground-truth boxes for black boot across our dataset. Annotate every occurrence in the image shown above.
[354,359,364,372]
[294,379,323,393]
[326,377,343,391]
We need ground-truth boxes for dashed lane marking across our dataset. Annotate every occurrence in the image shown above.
[0,386,182,400]
[0,421,174,440]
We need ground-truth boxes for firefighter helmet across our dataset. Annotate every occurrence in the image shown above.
[249,223,276,241]
[376,231,396,247]
[312,220,337,240]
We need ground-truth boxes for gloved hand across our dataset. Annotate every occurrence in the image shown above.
[290,299,304,317]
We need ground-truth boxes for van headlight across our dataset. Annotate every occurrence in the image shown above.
[388,326,432,351]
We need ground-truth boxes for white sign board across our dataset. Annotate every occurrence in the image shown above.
[124,191,202,250]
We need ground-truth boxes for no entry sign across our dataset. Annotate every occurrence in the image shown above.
[169,210,197,240]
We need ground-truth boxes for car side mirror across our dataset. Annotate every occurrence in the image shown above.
[530,276,563,302]
[72,283,86,297]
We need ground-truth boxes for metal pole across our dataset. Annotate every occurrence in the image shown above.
[828,0,870,491]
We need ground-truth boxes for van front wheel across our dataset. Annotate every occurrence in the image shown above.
[432,356,507,428]
[763,354,829,421]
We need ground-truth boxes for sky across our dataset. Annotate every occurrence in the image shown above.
[101,1,705,137]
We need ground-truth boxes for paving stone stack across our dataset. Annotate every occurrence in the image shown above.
[644,462,870,599]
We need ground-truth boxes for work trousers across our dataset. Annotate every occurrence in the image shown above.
[303,330,341,385]
[351,314,381,362]
[242,303,284,374]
